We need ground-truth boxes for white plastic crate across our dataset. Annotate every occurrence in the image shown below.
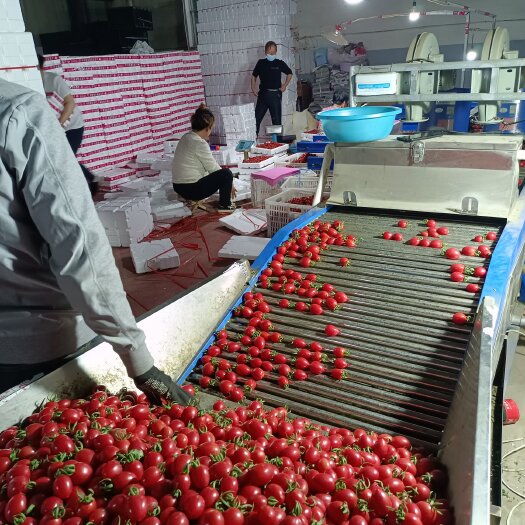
[250,178,287,208]
[281,175,333,192]
[265,188,329,237]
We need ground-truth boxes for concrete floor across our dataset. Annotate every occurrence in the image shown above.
[501,344,525,523]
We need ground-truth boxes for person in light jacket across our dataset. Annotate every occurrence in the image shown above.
[0,78,190,404]
[172,104,235,212]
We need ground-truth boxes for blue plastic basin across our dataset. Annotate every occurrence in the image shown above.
[317,106,402,143]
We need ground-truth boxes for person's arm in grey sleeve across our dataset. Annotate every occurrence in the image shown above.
[196,137,222,173]
[5,92,153,378]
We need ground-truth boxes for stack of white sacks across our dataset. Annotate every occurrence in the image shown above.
[197,0,297,142]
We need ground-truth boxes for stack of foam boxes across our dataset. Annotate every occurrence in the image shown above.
[0,0,43,94]
[42,52,206,172]
[196,0,297,143]
[220,103,257,145]
[95,197,154,248]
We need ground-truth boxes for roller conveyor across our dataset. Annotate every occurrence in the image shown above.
[0,134,522,525]
[188,209,502,450]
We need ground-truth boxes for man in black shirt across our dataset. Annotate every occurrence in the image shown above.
[251,41,293,137]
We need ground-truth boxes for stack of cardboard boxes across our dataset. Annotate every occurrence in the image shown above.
[43,52,206,172]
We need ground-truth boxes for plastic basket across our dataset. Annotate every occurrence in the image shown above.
[265,188,329,236]
[282,175,333,192]
[250,178,286,208]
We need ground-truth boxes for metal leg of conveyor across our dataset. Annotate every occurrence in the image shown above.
[492,348,505,511]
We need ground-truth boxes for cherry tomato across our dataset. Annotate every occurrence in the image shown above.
[52,476,73,499]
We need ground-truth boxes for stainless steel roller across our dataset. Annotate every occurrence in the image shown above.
[189,209,502,451]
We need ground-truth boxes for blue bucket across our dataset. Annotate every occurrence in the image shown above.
[317,106,402,143]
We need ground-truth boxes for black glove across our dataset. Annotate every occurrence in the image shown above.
[133,366,193,406]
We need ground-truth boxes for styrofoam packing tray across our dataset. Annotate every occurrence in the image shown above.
[152,206,192,223]
[130,239,180,274]
[118,178,165,195]
[218,236,271,261]
[219,208,267,235]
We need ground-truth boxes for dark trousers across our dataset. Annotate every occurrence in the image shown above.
[0,357,70,395]
[255,90,282,136]
[173,168,234,207]
[65,127,98,195]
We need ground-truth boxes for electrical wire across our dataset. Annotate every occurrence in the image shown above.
[503,479,525,501]
[502,442,525,525]
[503,443,525,461]
[507,500,525,525]
[506,329,525,339]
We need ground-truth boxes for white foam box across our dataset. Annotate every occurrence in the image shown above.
[151,157,173,171]
[151,199,184,214]
[239,155,275,169]
[95,167,136,183]
[152,205,192,223]
[95,197,153,247]
[136,151,165,165]
[130,239,180,274]
[98,177,134,192]
[0,67,44,95]
[219,208,266,235]
[118,178,165,196]
[0,32,37,68]
[0,0,24,32]
[218,236,271,261]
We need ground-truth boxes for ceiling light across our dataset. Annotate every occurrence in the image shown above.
[466,49,478,61]
[409,1,420,21]
[344,0,364,4]
[323,27,349,46]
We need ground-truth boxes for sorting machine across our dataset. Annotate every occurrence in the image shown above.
[0,135,524,525]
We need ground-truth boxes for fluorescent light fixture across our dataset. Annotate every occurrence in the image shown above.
[466,49,478,60]
[409,1,420,21]
[344,0,364,4]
